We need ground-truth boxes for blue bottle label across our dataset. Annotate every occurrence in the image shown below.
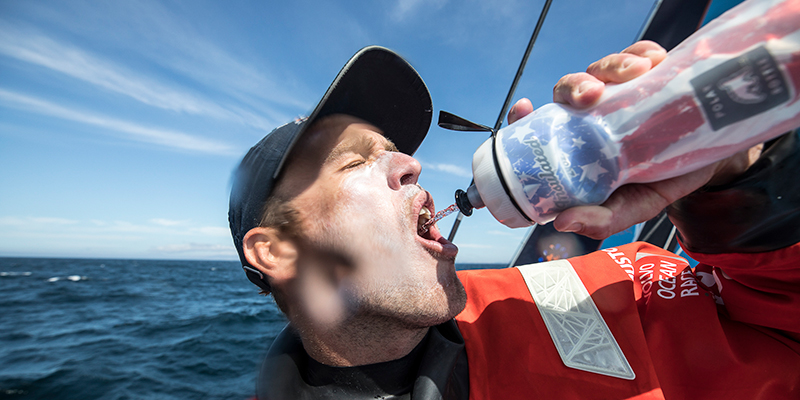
[500,105,620,220]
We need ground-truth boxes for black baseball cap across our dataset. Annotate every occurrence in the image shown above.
[229,46,433,293]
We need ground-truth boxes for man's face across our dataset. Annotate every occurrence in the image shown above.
[278,114,466,329]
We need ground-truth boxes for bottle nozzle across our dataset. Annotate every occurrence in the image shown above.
[455,189,473,216]
[455,184,485,217]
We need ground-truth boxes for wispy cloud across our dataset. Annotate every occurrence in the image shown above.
[0,216,229,236]
[32,217,79,225]
[0,216,78,225]
[0,24,296,131]
[393,0,426,20]
[108,0,311,107]
[0,89,238,155]
[148,220,228,236]
[192,227,230,236]
[150,218,189,227]
[0,215,236,258]
[392,0,449,22]
[419,161,472,178]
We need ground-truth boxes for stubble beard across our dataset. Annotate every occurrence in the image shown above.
[296,186,466,331]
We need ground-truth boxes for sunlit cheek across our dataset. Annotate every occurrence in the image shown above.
[337,164,406,230]
[335,163,418,269]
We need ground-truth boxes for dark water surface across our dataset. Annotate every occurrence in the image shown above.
[0,258,502,399]
[0,258,285,399]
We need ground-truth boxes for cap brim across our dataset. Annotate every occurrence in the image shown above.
[273,46,433,178]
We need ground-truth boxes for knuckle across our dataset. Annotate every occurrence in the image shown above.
[587,56,616,76]
[623,40,658,55]
[553,74,576,95]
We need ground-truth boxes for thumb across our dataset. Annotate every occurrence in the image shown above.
[508,98,534,124]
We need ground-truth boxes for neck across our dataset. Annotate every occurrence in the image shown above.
[297,317,430,367]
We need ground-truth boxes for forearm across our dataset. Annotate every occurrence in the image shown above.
[668,131,800,254]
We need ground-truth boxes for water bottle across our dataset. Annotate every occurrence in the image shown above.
[456,0,800,228]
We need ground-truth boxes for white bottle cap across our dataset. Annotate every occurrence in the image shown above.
[471,138,533,228]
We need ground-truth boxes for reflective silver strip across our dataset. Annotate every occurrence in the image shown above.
[517,260,636,380]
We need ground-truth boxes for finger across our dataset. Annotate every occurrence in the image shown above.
[621,40,667,68]
[553,72,604,108]
[586,53,653,83]
[552,205,614,239]
[508,98,534,124]
[553,184,668,239]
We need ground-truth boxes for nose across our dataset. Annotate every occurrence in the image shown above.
[386,152,421,190]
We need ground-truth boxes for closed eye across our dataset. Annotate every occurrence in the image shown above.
[344,158,366,169]
[328,134,398,171]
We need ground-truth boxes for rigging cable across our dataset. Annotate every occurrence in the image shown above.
[447,0,554,242]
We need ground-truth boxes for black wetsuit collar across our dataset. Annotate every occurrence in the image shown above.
[303,332,427,395]
[256,320,468,400]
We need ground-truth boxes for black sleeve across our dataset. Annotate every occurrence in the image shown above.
[667,131,800,254]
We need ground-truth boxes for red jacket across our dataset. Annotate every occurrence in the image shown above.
[456,241,800,399]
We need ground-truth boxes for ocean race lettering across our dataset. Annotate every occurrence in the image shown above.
[607,250,701,302]
[655,259,678,299]
[680,269,699,298]
[523,137,571,208]
[602,248,634,280]
[639,262,655,302]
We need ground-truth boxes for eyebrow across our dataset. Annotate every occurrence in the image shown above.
[324,135,398,165]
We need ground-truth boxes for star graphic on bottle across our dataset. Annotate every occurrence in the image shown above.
[571,136,587,149]
[579,159,608,184]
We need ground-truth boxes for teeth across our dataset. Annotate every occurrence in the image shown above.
[418,206,432,227]
[419,206,431,218]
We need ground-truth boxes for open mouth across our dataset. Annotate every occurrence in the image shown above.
[417,192,441,242]
[415,192,436,240]
[412,190,458,258]
[418,205,433,236]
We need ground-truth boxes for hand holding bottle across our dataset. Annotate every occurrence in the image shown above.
[509,41,763,239]
[461,0,799,237]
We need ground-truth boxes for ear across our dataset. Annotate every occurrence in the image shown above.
[242,227,298,286]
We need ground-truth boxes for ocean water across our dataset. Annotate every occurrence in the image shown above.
[0,258,502,399]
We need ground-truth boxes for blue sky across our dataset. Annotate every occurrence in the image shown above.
[0,0,657,263]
